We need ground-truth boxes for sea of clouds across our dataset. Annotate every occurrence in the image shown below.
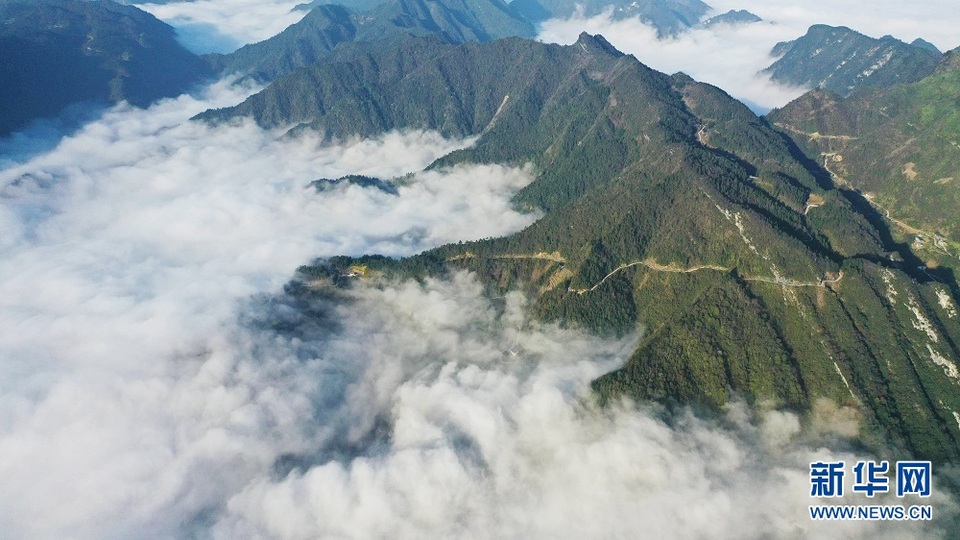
[3,0,960,537]
[136,0,310,53]
[0,78,539,537]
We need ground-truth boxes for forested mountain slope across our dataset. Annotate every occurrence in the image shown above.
[763,24,941,96]
[205,0,534,81]
[768,51,960,281]
[0,0,211,136]
[204,34,960,463]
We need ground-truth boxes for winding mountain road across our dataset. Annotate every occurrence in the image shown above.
[447,253,844,294]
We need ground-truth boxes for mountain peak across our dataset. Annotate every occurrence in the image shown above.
[574,33,623,58]
[911,38,942,56]
[702,9,762,28]
[807,23,853,33]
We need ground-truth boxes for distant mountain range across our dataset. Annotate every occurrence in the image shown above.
[763,24,942,96]
[0,0,538,132]
[204,0,721,83]
[205,0,535,82]
[0,0,211,136]
[120,0,715,39]
[509,0,710,36]
[207,34,960,463]
[769,48,960,278]
[0,0,717,135]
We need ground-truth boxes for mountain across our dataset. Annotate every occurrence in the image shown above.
[767,53,960,281]
[911,38,942,56]
[763,24,942,96]
[311,174,399,194]
[295,0,390,12]
[939,46,960,73]
[506,0,549,24]
[125,0,386,11]
[205,0,534,82]
[0,0,211,136]
[701,9,760,28]
[355,0,534,44]
[205,4,358,81]
[205,34,960,463]
[508,0,710,37]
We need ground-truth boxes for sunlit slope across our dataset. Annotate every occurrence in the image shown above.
[769,50,960,274]
[763,24,941,96]
[205,35,960,462]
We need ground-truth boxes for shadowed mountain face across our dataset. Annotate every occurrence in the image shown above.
[203,34,960,463]
[763,24,941,97]
[0,0,211,136]
[768,51,960,283]
[205,0,535,82]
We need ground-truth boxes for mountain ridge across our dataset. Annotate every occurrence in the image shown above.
[768,53,960,289]
[702,9,760,28]
[507,0,710,37]
[763,24,941,97]
[216,33,960,463]
[204,0,534,82]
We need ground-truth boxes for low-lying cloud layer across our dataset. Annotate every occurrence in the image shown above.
[0,79,540,537]
[1,79,955,535]
[139,0,309,53]
[209,276,958,539]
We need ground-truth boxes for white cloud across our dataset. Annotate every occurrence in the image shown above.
[139,0,309,53]
[539,13,809,112]
[209,276,955,540]
[0,79,540,537]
